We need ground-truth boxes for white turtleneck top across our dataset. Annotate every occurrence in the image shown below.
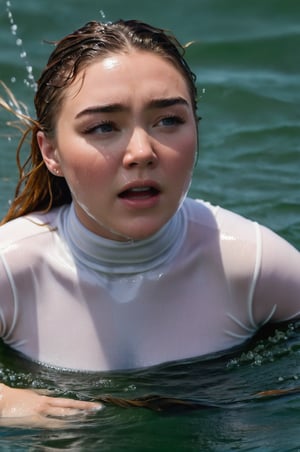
[0,198,299,371]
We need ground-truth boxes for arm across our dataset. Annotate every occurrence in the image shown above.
[252,225,300,325]
[0,383,102,428]
[0,255,102,427]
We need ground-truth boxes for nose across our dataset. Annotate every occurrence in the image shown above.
[123,127,157,169]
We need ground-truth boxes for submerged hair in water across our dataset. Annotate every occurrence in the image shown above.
[0,19,198,224]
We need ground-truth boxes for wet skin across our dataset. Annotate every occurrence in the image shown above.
[38,50,198,241]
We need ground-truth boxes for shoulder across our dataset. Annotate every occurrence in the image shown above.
[181,199,261,284]
[183,197,256,239]
[183,198,262,279]
[184,197,297,265]
[0,206,67,253]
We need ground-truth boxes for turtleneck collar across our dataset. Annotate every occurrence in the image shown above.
[59,203,186,276]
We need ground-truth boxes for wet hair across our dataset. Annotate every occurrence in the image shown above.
[0,19,198,224]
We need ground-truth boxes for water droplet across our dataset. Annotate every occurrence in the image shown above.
[99,10,106,19]
[124,384,136,392]
[11,24,17,35]
[5,2,37,91]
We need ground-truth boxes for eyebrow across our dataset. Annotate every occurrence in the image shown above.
[75,97,189,119]
[147,97,189,109]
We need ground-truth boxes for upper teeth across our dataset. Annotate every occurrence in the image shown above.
[130,187,150,192]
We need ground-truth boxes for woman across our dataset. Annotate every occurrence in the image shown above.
[0,19,299,424]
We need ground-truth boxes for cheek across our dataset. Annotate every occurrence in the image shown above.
[175,133,197,171]
[59,146,108,184]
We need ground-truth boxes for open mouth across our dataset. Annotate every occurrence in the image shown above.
[118,186,160,200]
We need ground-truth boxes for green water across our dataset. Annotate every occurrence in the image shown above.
[0,0,299,450]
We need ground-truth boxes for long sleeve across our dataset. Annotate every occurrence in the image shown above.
[252,224,300,324]
[0,255,17,340]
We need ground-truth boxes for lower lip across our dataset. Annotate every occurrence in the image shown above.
[118,191,161,209]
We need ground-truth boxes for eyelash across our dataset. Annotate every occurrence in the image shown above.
[157,115,185,127]
[81,114,185,135]
[82,120,116,135]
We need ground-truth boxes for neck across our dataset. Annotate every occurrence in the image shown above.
[59,203,186,276]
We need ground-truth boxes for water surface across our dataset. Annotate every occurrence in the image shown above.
[0,0,299,450]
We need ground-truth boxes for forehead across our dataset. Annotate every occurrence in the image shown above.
[64,50,191,103]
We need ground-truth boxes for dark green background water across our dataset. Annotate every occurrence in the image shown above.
[0,0,299,450]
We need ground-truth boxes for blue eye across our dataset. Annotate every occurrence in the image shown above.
[83,121,116,134]
[159,116,185,127]
[97,122,114,133]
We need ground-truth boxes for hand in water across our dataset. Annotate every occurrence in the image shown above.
[0,383,103,428]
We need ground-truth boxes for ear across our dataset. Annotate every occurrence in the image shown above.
[37,131,63,177]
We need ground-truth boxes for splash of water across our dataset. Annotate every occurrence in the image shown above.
[99,9,112,25]
[99,10,106,20]
[226,321,300,378]
[5,0,37,91]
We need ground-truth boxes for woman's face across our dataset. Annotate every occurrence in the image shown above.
[38,50,198,241]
